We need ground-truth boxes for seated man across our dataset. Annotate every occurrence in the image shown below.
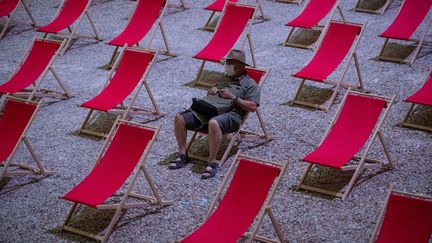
[169,49,260,179]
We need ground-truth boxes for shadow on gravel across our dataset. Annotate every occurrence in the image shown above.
[184,70,226,90]
[374,42,416,62]
[401,105,432,132]
[281,84,334,110]
[356,0,387,11]
[284,28,321,48]
[0,176,49,195]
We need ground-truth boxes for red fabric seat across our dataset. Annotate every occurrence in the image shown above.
[204,0,238,12]
[379,0,431,40]
[0,39,60,94]
[376,193,432,243]
[194,3,254,63]
[293,22,361,82]
[405,75,432,106]
[245,67,264,84]
[0,0,19,17]
[181,159,281,243]
[81,49,155,112]
[37,0,89,34]
[108,0,165,47]
[286,0,338,29]
[303,94,386,168]
[63,124,155,207]
[0,99,37,163]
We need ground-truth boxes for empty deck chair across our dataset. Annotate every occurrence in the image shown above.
[203,0,267,31]
[298,90,395,200]
[79,47,164,138]
[0,38,71,100]
[291,21,365,111]
[402,68,432,132]
[284,0,346,49]
[0,0,37,40]
[61,119,171,242]
[180,153,287,243]
[377,0,432,65]
[37,0,102,56]
[106,0,173,68]
[370,186,432,243]
[0,96,53,181]
[193,2,257,87]
[354,0,394,15]
[186,67,271,164]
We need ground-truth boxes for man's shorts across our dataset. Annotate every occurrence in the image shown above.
[180,111,241,134]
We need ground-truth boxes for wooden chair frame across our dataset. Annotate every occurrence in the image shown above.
[0,96,54,182]
[291,21,366,112]
[274,0,303,4]
[401,68,432,132]
[284,0,346,50]
[0,0,37,40]
[168,0,189,9]
[62,118,172,242]
[354,0,394,15]
[186,67,271,164]
[203,0,269,32]
[194,2,258,87]
[80,46,165,138]
[107,0,174,69]
[297,90,395,200]
[193,152,288,243]
[377,2,432,65]
[369,185,432,243]
[39,0,102,56]
[1,38,72,101]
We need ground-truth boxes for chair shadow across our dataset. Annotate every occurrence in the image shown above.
[282,84,334,110]
[71,112,117,140]
[184,70,227,90]
[285,28,321,48]
[375,42,416,62]
[401,105,432,132]
[357,0,387,11]
[0,176,51,194]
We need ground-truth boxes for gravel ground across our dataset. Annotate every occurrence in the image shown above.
[0,0,431,242]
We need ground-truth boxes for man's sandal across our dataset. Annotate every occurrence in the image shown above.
[168,154,189,170]
[201,162,219,179]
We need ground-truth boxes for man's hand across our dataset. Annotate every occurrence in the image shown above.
[207,87,219,95]
[218,89,236,99]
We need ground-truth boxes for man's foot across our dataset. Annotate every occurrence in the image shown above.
[168,154,189,170]
[201,162,219,179]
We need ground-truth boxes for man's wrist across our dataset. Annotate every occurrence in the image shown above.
[233,96,239,104]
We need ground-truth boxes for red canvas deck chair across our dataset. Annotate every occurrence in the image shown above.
[291,21,365,111]
[298,90,395,200]
[0,96,53,182]
[370,186,432,243]
[193,2,257,87]
[402,68,432,132]
[186,67,271,164]
[203,0,267,31]
[180,153,288,243]
[284,0,346,49]
[0,38,71,100]
[377,0,432,65]
[0,0,37,40]
[61,119,171,242]
[354,0,394,15]
[106,0,173,68]
[79,47,164,138]
[36,0,102,56]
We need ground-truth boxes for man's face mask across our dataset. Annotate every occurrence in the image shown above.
[224,63,236,76]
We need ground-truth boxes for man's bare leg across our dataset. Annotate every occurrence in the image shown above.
[174,113,187,155]
[208,119,223,163]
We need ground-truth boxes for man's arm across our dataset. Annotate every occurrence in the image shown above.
[218,89,258,112]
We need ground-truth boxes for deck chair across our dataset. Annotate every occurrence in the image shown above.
[203,0,267,31]
[106,0,173,68]
[0,96,53,182]
[186,67,271,164]
[370,185,432,242]
[36,0,102,56]
[180,153,288,243]
[284,0,346,49]
[0,0,37,40]
[62,119,171,242]
[193,2,257,87]
[354,0,394,15]
[402,68,432,132]
[298,90,395,200]
[0,38,71,100]
[79,47,164,138]
[291,21,365,111]
[377,0,432,65]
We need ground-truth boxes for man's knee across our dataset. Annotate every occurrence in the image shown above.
[208,119,221,131]
[174,113,185,126]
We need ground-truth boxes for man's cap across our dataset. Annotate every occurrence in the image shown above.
[224,49,250,66]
